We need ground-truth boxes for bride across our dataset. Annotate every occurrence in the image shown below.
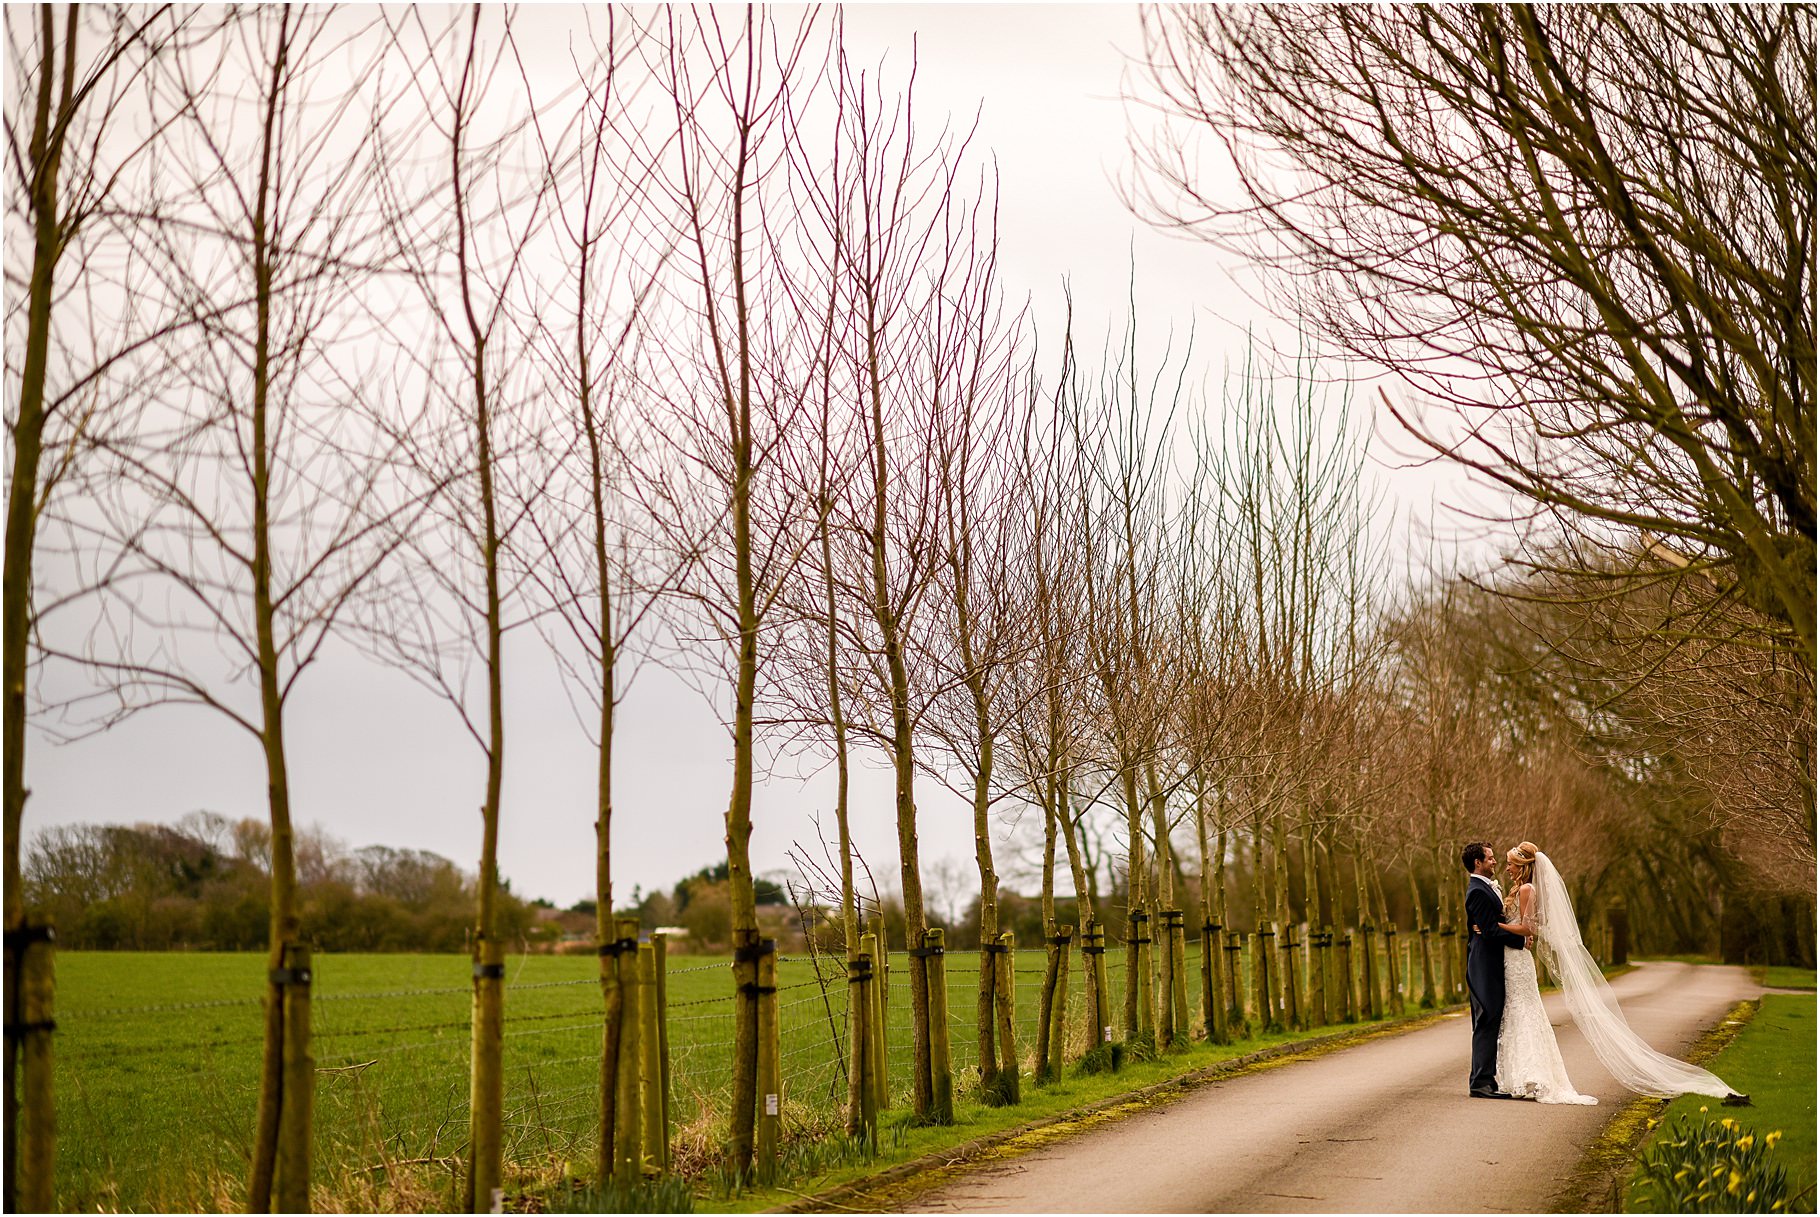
[1493,841,1744,1105]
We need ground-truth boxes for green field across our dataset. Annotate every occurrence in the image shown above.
[1625,994,1818,1212]
[1758,966,1817,991]
[53,938,1435,1211]
[53,948,1112,1210]
[59,950,831,1210]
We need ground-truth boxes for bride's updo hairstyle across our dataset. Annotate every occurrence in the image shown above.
[1506,841,1539,887]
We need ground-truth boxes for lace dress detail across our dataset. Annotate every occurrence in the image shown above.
[1499,945,1597,1104]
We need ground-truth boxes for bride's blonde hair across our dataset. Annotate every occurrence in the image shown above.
[1506,841,1539,887]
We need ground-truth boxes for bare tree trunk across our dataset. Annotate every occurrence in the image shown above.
[3,13,76,1204]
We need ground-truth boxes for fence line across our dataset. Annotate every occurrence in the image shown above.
[56,924,1444,1209]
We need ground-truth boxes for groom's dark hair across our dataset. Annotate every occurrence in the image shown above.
[1461,841,1492,873]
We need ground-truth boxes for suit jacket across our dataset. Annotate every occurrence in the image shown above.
[1465,877,1526,1002]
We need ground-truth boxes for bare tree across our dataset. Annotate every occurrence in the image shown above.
[36,9,408,1208]
[3,8,188,1202]
[633,5,826,1174]
[506,10,686,1184]
[367,7,555,1206]
[920,234,1030,1104]
[1132,4,1814,670]
[1062,294,1192,1051]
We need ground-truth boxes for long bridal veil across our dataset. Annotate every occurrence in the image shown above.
[1532,851,1736,1099]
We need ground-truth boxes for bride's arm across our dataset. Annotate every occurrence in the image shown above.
[1498,885,1536,937]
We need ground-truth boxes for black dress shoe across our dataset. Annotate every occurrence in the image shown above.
[1722,1093,1752,1107]
[1469,1086,1517,1099]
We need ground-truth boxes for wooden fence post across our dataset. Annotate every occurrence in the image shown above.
[1338,932,1355,1022]
[859,930,887,1115]
[1280,927,1301,1030]
[275,942,313,1212]
[1361,922,1381,1020]
[614,919,642,1186]
[12,922,55,1213]
[755,942,780,1185]
[1172,909,1186,1047]
[1312,929,1330,1028]
[874,920,890,1104]
[992,932,1017,1103]
[1079,921,1113,1069]
[1418,925,1436,1008]
[653,933,671,1174]
[595,925,622,1188]
[1255,927,1276,1030]
[1134,910,1155,1053]
[1034,926,1060,1083]
[1042,926,1072,1080]
[467,935,505,1213]
[1095,925,1112,1057]
[1439,925,1455,1003]
[1201,920,1227,1044]
[638,942,661,1176]
[1076,917,1099,1062]
[1155,910,1175,1049]
[1375,920,1390,1018]
[846,953,875,1142]
[924,928,954,1121]
[1224,932,1245,1032]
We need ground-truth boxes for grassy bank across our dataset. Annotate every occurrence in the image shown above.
[1624,994,1817,1212]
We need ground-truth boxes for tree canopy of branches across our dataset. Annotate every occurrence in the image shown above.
[1133,3,1815,670]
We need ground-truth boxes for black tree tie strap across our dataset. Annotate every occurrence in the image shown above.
[271,966,314,987]
[3,924,54,952]
[472,963,505,981]
[733,939,776,963]
[738,983,778,997]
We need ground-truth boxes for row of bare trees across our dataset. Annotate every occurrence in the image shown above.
[7,3,1810,1211]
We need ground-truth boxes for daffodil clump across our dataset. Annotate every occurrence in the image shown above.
[1636,1109,1794,1213]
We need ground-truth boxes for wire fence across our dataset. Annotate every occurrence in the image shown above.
[53,930,1443,1210]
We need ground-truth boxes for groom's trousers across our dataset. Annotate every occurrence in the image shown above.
[1466,942,1504,1092]
[1465,881,1524,1092]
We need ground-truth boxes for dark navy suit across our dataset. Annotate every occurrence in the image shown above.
[1465,874,1527,1092]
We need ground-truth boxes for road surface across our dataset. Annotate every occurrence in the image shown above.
[903,961,1759,1213]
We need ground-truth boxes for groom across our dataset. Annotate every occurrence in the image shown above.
[1463,840,1531,1099]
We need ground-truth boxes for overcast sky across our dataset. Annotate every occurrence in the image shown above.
[22,3,1496,911]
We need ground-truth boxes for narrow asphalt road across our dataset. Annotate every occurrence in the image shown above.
[903,961,1760,1214]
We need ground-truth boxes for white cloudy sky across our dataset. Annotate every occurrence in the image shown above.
[22,3,1499,910]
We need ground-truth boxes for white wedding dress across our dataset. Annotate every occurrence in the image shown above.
[1497,928,1597,1103]
[1499,851,1736,1101]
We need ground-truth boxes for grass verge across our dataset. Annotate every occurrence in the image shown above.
[1549,994,1817,1213]
[1622,993,1815,1213]
[1755,966,1816,991]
